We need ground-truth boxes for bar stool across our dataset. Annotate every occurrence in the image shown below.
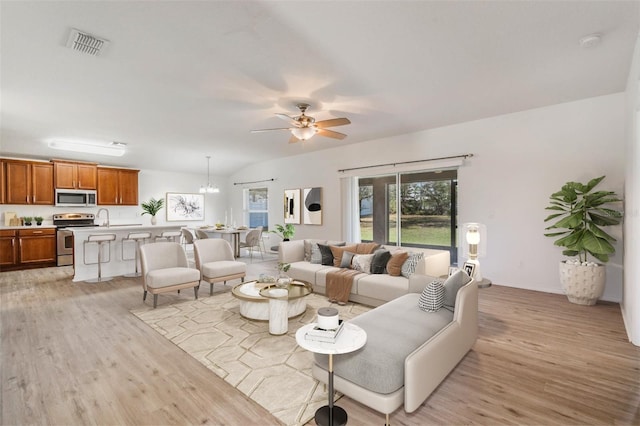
[83,233,116,283]
[122,231,152,278]
[154,230,181,243]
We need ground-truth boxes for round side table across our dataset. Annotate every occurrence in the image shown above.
[296,322,367,426]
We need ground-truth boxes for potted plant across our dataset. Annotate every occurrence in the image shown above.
[270,224,295,241]
[544,176,622,305]
[141,197,165,225]
[22,216,33,226]
[34,216,44,226]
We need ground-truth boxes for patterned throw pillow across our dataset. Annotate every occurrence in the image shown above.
[310,244,322,264]
[418,280,445,312]
[352,254,375,274]
[401,252,424,278]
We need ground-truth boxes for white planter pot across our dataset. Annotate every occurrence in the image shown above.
[151,216,157,225]
[558,261,606,306]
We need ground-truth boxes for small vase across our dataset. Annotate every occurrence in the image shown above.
[151,216,157,225]
[36,222,42,226]
[276,273,292,288]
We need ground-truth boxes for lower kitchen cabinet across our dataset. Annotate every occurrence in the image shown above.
[0,228,56,271]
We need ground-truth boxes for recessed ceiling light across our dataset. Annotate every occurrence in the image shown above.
[48,139,126,157]
[580,33,602,48]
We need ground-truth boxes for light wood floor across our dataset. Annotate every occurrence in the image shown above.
[2,259,639,425]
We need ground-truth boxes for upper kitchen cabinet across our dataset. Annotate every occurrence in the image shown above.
[0,160,5,204]
[97,167,139,205]
[53,160,97,190]
[4,159,54,205]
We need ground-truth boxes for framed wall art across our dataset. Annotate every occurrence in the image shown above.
[166,193,205,221]
[283,189,300,224]
[303,187,322,225]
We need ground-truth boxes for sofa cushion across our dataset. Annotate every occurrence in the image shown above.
[330,245,358,267]
[357,273,410,301]
[314,293,454,394]
[401,252,424,278]
[370,249,391,274]
[418,280,445,312]
[443,269,472,311]
[352,253,374,274]
[340,251,356,268]
[288,261,332,284]
[386,251,408,276]
[318,244,336,266]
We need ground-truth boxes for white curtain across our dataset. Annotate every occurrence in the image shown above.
[340,176,360,242]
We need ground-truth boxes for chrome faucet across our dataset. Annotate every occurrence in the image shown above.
[96,208,110,227]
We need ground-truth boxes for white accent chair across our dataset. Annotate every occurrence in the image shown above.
[194,238,246,295]
[239,227,263,261]
[139,242,201,308]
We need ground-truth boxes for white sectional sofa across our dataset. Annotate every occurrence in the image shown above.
[278,239,451,307]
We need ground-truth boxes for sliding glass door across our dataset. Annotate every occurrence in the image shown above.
[358,170,457,262]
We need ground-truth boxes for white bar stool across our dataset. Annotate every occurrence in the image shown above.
[83,233,116,283]
[122,231,152,278]
[154,230,181,243]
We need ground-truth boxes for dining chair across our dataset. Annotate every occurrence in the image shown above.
[239,228,263,261]
[195,229,209,240]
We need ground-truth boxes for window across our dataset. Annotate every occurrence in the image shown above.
[358,170,458,263]
[244,188,268,230]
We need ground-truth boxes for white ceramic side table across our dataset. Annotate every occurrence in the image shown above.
[296,322,367,426]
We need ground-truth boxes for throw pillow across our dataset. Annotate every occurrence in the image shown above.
[310,243,322,264]
[401,252,424,278]
[317,244,335,266]
[352,253,375,274]
[442,269,472,312]
[340,251,356,268]
[418,280,445,312]
[386,251,409,276]
[355,242,381,255]
[304,239,325,262]
[371,249,392,274]
[330,245,358,267]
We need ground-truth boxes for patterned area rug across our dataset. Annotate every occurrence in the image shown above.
[131,290,371,426]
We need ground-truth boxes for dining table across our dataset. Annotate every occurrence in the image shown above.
[197,227,249,258]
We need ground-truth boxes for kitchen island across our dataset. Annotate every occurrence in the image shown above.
[70,224,187,282]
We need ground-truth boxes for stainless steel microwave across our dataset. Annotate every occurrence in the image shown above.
[55,189,97,207]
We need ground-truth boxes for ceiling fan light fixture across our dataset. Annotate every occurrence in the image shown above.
[291,126,317,141]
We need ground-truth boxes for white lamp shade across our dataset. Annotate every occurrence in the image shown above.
[291,126,316,140]
[460,222,487,258]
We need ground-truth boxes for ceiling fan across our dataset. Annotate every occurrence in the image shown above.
[251,103,351,143]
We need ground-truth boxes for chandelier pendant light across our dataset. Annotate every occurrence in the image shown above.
[200,156,220,193]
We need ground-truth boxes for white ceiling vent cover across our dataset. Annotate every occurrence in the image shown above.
[66,28,109,56]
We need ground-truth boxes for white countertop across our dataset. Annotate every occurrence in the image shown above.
[70,224,186,233]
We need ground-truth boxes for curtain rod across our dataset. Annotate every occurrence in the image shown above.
[233,178,276,186]
[337,154,474,173]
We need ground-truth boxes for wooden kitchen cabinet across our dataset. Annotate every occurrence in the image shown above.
[0,230,18,268]
[0,160,5,204]
[53,160,97,189]
[0,228,55,271]
[97,167,139,205]
[4,160,54,205]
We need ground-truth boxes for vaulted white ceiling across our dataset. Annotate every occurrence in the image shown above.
[1,1,638,175]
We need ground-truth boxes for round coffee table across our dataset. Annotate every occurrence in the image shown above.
[231,280,312,322]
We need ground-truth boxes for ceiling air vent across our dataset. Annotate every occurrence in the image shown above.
[66,28,109,56]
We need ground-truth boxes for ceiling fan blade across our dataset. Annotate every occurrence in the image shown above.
[250,127,292,133]
[288,134,300,144]
[314,117,351,128]
[275,113,301,127]
[317,128,347,140]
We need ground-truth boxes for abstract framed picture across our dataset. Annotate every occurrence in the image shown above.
[284,189,300,224]
[303,187,322,225]
[166,193,205,221]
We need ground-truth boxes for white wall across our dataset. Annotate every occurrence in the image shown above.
[228,93,626,302]
[623,35,640,346]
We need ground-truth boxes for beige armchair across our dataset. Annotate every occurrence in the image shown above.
[139,242,201,308]
[194,238,246,295]
[239,228,263,261]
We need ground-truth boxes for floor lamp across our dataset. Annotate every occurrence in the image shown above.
[461,222,491,288]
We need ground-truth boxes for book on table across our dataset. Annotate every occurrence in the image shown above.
[304,320,344,343]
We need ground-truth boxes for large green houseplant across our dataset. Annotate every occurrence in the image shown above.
[141,197,165,225]
[544,175,622,305]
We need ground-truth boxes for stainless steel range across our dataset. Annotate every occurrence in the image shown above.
[53,213,96,266]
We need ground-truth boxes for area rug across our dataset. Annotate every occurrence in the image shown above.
[131,290,371,426]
